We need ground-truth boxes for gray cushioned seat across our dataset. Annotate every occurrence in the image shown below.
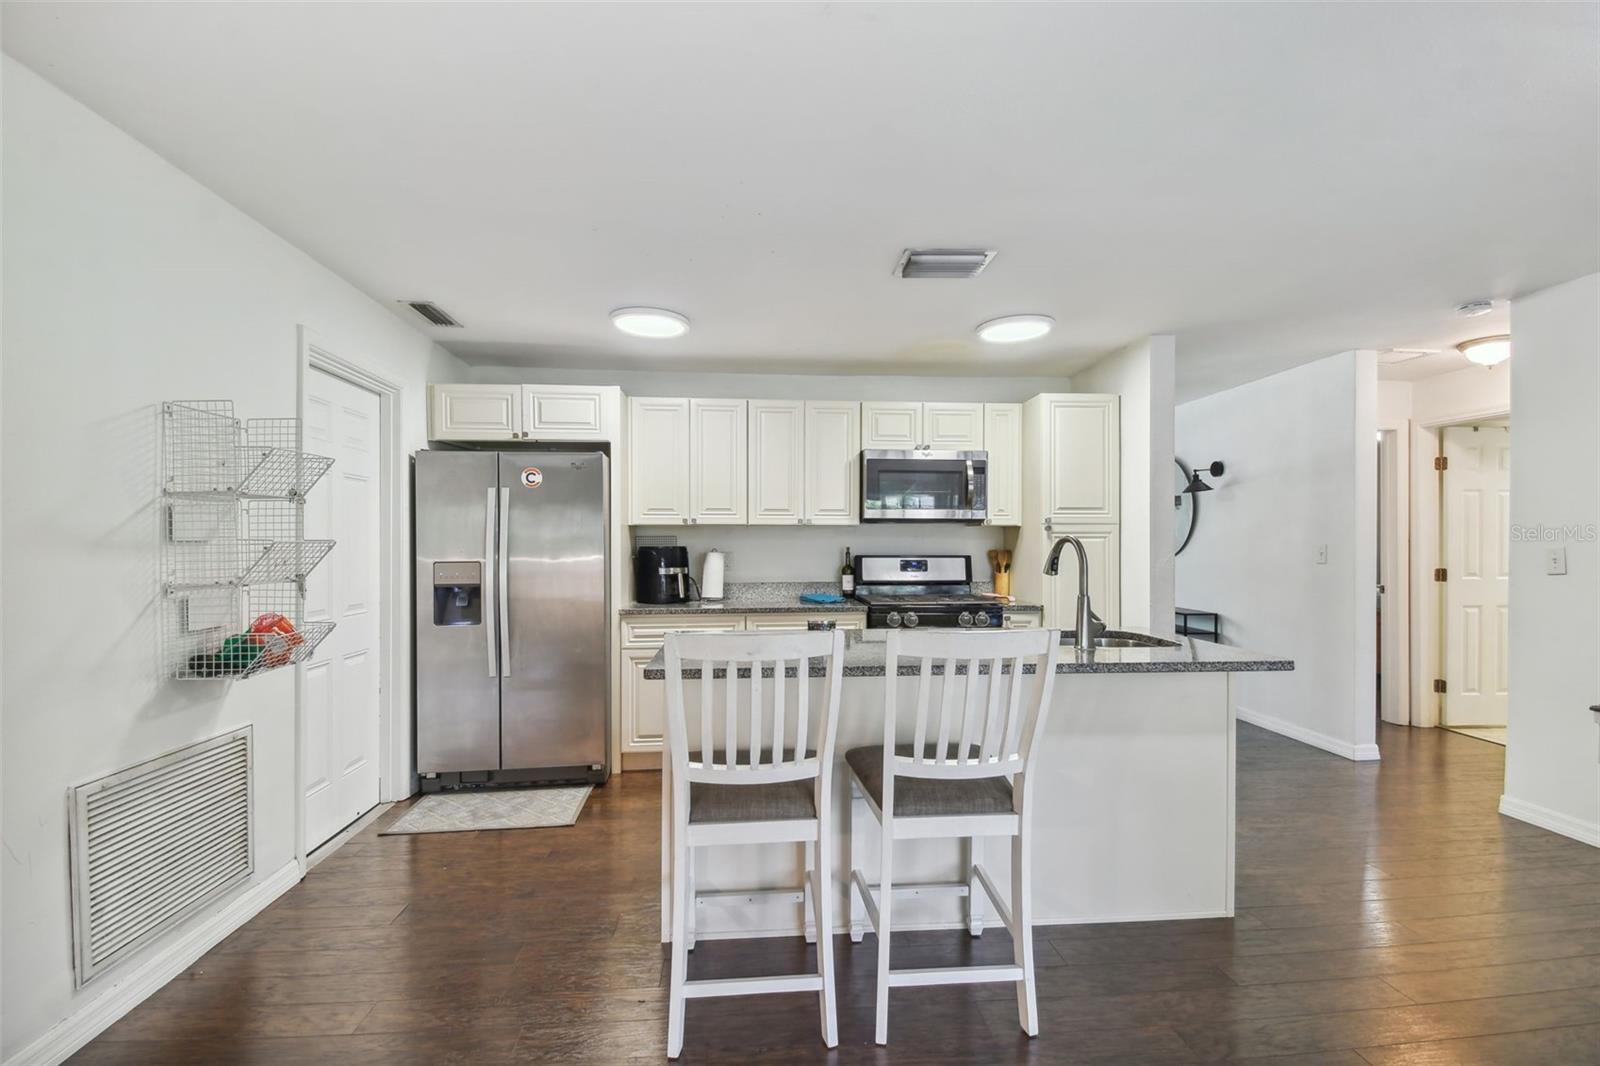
[689,779,816,824]
[845,745,1014,817]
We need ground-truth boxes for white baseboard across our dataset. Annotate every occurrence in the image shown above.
[1237,706,1381,762]
[4,860,301,1066]
[1498,794,1600,848]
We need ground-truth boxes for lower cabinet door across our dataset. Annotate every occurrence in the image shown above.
[1044,526,1120,630]
[624,646,668,750]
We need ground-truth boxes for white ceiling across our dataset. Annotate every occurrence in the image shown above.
[5,2,1595,400]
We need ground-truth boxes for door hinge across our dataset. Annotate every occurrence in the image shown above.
[1433,678,1447,694]
[1434,455,1448,471]
[1433,567,1447,582]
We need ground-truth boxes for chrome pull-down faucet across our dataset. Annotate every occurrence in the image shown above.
[1044,534,1106,652]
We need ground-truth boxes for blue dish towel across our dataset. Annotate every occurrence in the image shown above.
[799,593,846,604]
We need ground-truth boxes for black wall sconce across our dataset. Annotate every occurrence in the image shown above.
[1174,460,1226,556]
[1183,461,1225,495]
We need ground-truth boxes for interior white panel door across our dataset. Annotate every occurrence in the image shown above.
[303,368,383,850]
[804,401,860,524]
[689,399,748,524]
[747,400,805,524]
[1442,425,1510,726]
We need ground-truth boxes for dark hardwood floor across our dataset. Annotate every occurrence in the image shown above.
[71,724,1600,1064]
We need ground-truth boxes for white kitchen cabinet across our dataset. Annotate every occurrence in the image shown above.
[1042,527,1120,630]
[923,403,985,448]
[747,400,806,524]
[982,403,1023,525]
[689,399,748,524]
[803,401,860,524]
[521,384,618,441]
[861,402,922,449]
[429,384,521,442]
[1041,394,1119,524]
[628,398,691,523]
[744,612,866,633]
[620,615,745,752]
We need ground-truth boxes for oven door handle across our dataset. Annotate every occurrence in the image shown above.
[965,459,975,510]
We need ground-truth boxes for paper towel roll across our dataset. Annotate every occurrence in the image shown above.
[701,550,726,601]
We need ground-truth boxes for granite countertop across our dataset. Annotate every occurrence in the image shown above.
[619,582,1043,617]
[642,628,1293,678]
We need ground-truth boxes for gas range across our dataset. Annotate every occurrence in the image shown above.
[852,554,1005,630]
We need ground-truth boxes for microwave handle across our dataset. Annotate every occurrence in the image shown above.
[965,459,975,509]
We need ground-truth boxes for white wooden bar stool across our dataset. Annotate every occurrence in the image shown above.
[846,627,1061,1045]
[662,628,846,1060]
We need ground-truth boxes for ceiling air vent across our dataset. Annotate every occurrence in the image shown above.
[404,301,463,327]
[1379,348,1437,366]
[895,249,995,280]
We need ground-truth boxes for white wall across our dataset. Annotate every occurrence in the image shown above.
[1410,363,1512,425]
[1501,273,1599,846]
[0,58,464,1061]
[1077,336,1176,631]
[1176,350,1379,760]
[468,363,1071,402]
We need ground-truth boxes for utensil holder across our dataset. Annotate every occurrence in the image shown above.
[993,571,1011,598]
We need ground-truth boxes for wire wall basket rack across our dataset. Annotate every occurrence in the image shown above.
[162,401,336,681]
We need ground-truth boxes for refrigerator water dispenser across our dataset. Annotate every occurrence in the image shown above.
[432,561,483,626]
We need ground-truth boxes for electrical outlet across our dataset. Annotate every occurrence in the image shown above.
[1546,547,1568,575]
[1314,544,1328,565]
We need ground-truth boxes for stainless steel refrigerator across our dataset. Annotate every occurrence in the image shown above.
[414,449,609,787]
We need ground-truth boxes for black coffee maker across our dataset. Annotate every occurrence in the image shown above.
[634,545,694,605]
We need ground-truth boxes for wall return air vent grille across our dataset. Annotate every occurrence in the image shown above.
[405,300,463,327]
[69,728,254,986]
[895,248,995,279]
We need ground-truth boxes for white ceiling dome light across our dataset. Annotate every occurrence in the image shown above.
[1457,334,1511,366]
[977,314,1054,344]
[611,307,689,338]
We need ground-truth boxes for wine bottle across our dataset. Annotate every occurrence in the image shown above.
[840,548,855,595]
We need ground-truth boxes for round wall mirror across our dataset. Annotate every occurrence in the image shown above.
[1174,459,1198,555]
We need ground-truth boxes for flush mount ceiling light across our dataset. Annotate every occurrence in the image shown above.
[977,314,1054,344]
[1457,334,1511,366]
[611,307,689,339]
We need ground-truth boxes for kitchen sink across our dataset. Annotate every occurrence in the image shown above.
[1060,630,1183,650]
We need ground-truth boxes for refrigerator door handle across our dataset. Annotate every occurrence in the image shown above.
[499,486,512,677]
[483,487,497,677]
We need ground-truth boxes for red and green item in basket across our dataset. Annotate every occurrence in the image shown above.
[249,613,304,667]
[218,633,265,672]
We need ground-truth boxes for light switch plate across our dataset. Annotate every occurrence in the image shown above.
[1314,544,1328,565]
[1546,547,1568,575]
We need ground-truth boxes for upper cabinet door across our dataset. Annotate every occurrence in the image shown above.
[521,385,616,441]
[804,401,861,525]
[628,398,691,523]
[924,403,985,449]
[861,402,922,449]
[748,400,805,525]
[1047,395,1119,524]
[429,384,521,441]
[982,403,1022,525]
[689,399,748,524]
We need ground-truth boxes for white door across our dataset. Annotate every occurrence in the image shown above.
[804,401,860,524]
[861,402,922,449]
[689,399,748,524]
[923,403,985,448]
[1442,424,1511,726]
[628,398,691,523]
[302,369,383,850]
[748,400,805,524]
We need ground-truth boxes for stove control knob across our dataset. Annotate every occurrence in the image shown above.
[974,612,991,627]
[903,612,920,628]
[958,611,974,627]
[886,611,903,628]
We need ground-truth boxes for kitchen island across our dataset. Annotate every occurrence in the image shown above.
[644,629,1291,941]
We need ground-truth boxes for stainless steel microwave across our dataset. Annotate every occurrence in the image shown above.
[861,449,988,521]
